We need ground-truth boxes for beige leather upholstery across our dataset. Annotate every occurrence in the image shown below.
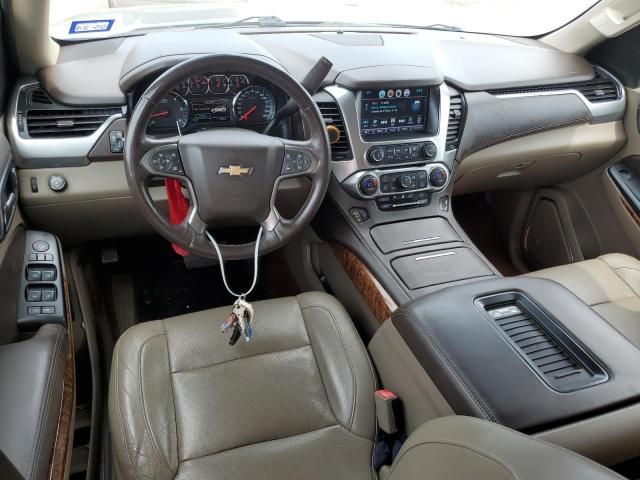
[110,292,625,480]
[386,416,624,480]
[109,292,377,480]
[527,253,640,347]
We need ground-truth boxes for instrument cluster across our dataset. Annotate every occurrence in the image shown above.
[146,73,284,134]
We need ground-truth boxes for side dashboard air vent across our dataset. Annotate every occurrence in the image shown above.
[26,107,122,138]
[316,101,352,161]
[446,93,465,151]
[29,88,53,105]
[477,293,608,393]
[487,67,620,103]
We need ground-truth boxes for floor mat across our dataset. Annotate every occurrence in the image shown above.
[453,193,520,277]
[92,235,300,326]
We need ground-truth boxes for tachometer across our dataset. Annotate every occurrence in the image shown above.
[233,85,276,124]
[148,92,189,131]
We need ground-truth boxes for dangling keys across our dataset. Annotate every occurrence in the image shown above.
[207,228,263,347]
[222,298,252,346]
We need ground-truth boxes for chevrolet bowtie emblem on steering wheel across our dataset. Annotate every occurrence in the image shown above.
[217,165,254,177]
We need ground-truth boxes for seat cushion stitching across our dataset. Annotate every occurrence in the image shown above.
[301,304,358,431]
[181,424,346,463]
[298,305,341,427]
[386,440,519,480]
[161,320,179,473]
[171,344,311,375]
[27,327,65,479]
[138,332,174,477]
[114,338,139,480]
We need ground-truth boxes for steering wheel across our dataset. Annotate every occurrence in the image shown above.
[124,54,331,260]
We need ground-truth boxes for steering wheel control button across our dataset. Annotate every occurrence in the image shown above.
[109,130,125,153]
[349,207,370,224]
[48,175,67,192]
[282,149,312,175]
[359,175,379,196]
[149,148,184,175]
[32,240,50,252]
[429,167,449,188]
[421,141,438,160]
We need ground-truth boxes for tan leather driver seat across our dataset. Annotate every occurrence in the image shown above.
[528,253,640,347]
[109,292,624,480]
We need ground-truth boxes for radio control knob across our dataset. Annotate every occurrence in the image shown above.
[421,142,438,160]
[429,167,448,189]
[398,174,413,189]
[367,146,385,164]
[359,175,379,196]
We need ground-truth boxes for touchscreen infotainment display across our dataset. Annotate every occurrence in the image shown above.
[360,86,429,137]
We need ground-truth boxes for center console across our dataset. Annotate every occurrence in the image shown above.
[313,71,490,313]
[369,276,640,466]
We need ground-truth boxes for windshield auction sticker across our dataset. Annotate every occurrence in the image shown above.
[69,20,115,34]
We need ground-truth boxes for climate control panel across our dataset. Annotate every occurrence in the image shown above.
[366,141,437,166]
[345,163,450,208]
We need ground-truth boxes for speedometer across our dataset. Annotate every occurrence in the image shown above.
[148,92,189,131]
[233,86,276,124]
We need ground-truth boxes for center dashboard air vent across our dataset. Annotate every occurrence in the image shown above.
[446,92,465,151]
[487,66,621,103]
[316,101,352,161]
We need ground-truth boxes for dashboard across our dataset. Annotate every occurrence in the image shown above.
[142,72,287,135]
[7,27,629,244]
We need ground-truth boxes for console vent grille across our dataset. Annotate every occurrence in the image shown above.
[480,294,608,393]
[446,94,464,151]
[26,108,121,138]
[317,101,352,161]
[487,67,620,103]
[29,88,53,105]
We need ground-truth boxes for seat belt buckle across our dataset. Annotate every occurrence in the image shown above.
[375,389,399,434]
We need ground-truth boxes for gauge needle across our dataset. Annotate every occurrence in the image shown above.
[151,111,170,119]
[240,105,257,121]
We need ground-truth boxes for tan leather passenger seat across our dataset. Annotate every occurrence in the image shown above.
[527,253,640,347]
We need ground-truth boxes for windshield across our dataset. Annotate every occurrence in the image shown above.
[50,0,600,40]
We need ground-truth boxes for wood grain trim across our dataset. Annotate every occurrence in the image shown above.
[48,251,75,480]
[330,243,397,324]
[620,195,640,228]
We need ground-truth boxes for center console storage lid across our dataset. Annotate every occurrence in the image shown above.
[370,217,461,254]
[392,277,640,432]
[392,247,493,289]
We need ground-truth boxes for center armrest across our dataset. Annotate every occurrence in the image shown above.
[392,276,640,432]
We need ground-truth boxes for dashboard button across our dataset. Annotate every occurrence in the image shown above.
[48,175,67,192]
[429,167,449,188]
[359,175,379,196]
[422,142,438,160]
[367,146,385,164]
